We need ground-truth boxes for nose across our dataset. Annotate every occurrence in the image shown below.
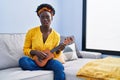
[44,18,47,21]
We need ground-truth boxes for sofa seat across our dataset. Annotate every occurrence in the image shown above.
[0,58,95,80]
[0,67,53,80]
[64,58,94,80]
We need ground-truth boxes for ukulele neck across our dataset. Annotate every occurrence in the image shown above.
[50,43,65,53]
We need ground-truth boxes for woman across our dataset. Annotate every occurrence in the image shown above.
[19,4,65,80]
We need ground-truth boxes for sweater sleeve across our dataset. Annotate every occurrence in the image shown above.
[53,33,62,58]
[23,29,33,57]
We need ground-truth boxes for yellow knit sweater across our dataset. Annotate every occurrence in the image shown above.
[23,26,61,58]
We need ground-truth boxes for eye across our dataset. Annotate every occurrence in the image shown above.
[40,15,50,19]
[41,16,45,19]
[46,16,50,19]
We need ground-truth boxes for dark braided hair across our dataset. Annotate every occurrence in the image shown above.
[36,3,55,16]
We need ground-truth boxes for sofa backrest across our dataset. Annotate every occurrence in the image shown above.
[0,33,25,70]
[0,33,81,70]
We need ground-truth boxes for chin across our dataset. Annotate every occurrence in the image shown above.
[43,25,50,27]
[44,24,50,26]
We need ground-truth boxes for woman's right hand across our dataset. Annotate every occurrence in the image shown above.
[30,50,48,60]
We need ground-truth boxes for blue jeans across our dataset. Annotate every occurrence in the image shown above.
[19,56,65,80]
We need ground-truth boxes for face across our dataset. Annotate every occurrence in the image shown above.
[38,11,53,27]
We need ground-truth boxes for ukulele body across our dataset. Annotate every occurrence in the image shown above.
[33,49,54,67]
[33,37,73,67]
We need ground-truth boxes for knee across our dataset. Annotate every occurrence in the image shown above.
[19,56,31,68]
[50,60,64,71]
[56,62,64,71]
[19,56,28,65]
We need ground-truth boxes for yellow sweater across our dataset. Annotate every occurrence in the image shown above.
[23,26,61,58]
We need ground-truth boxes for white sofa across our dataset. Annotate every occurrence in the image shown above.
[0,33,102,80]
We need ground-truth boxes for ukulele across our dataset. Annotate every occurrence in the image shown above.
[33,37,73,67]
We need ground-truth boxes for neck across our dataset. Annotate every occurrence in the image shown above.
[40,25,51,32]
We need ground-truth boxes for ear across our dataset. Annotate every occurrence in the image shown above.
[51,16,53,21]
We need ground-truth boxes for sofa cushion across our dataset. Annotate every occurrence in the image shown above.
[0,33,25,69]
[0,67,53,80]
[79,51,102,59]
[63,58,95,80]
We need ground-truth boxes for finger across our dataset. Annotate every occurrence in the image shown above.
[41,52,48,58]
[37,51,45,59]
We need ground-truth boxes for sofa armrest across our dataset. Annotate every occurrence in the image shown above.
[79,51,102,59]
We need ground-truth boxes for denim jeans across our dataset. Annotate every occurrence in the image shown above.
[19,56,65,80]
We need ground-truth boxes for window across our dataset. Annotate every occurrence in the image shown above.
[82,0,120,56]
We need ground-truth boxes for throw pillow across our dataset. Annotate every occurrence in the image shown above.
[60,35,82,58]
[54,53,66,64]
[63,43,78,61]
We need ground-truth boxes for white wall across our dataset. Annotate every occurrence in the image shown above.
[58,0,83,50]
[0,0,83,50]
[0,0,60,33]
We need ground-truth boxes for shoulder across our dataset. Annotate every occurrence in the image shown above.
[26,26,40,36]
[26,26,39,34]
[52,29,60,38]
[28,26,40,32]
[52,29,60,41]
